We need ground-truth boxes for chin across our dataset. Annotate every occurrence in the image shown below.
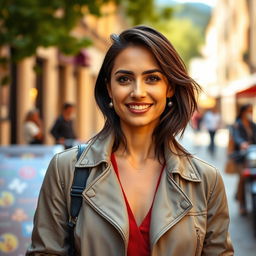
[121,118,159,129]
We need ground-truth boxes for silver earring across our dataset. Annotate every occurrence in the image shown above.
[168,100,173,107]
[109,101,113,108]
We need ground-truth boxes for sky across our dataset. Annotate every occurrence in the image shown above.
[157,0,217,7]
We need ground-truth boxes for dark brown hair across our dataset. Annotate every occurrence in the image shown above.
[94,25,201,158]
[237,104,252,120]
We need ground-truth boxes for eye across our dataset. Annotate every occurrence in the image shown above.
[116,75,132,85]
[146,75,161,83]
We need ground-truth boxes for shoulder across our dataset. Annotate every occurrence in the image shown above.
[54,116,64,123]
[25,121,36,128]
[189,156,218,179]
[189,156,222,193]
[251,121,256,129]
[24,121,38,131]
[45,147,79,189]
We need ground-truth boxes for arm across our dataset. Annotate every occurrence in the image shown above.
[232,124,248,149]
[26,154,69,255]
[202,169,234,255]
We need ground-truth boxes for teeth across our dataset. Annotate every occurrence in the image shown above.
[128,105,151,110]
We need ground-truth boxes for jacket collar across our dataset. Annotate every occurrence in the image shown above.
[76,133,201,183]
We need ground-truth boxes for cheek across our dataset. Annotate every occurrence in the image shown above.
[111,85,130,102]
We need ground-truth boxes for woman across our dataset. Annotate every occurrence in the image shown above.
[24,108,43,144]
[27,26,233,255]
[232,104,256,215]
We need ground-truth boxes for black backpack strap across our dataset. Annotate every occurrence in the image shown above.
[68,144,89,256]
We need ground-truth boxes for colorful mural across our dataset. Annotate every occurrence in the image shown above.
[0,145,63,255]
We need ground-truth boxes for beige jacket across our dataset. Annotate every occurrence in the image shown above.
[27,134,234,255]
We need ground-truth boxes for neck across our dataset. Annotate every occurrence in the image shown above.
[116,123,157,162]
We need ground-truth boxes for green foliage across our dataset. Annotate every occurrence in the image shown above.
[0,0,169,86]
[123,0,173,25]
[155,18,203,66]
[0,0,170,62]
[0,0,112,61]
[0,75,10,86]
[173,3,211,34]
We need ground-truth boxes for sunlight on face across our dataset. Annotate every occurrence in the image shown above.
[108,46,173,131]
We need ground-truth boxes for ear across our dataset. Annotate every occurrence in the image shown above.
[167,86,174,98]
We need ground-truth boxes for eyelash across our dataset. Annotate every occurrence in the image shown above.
[146,75,161,82]
[116,75,161,84]
[116,76,131,84]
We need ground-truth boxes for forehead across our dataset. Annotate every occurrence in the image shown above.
[111,46,160,73]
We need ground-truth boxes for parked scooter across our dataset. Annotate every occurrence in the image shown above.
[242,145,256,237]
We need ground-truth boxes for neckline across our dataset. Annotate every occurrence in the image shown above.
[111,153,164,228]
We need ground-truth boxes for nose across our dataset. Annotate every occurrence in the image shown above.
[130,80,146,98]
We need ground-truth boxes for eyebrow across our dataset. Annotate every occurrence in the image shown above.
[114,69,163,75]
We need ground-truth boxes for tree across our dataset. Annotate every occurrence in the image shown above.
[0,0,172,85]
[155,18,203,66]
[0,0,112,62]
[122,0,173,25]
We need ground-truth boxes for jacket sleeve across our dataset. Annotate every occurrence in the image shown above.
[202,169,234,256]
[26,153,69,255]
[232,124,247,147]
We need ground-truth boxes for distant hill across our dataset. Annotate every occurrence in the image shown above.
[157,0,212,33]
[173,3,212,33]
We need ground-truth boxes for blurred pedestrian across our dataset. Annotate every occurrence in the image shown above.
[202,106,221,154]
[50,103,77,149]
[24,108,43,144]
[27,26,233,255]
[191,109,203,132]
[232,104,256,215]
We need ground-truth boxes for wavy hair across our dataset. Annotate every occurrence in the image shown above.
[94,25,201,158]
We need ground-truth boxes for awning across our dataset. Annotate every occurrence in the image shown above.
[236,85,256,98]
[221,73,256,97]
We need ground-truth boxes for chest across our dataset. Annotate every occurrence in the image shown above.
[116,160,163,226]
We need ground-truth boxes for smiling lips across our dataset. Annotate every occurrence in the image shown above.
[126,103,153,114]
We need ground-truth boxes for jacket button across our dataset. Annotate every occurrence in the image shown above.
[86,189,95,198]
[180,200,190,209]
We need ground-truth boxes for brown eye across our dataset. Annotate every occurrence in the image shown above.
[116,76,131,84]
[146,75,161,83]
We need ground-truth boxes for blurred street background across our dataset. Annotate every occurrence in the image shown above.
[180,127,256,256]
[1,0,256,255]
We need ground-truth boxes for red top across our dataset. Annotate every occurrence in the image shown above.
[111,154,164,256]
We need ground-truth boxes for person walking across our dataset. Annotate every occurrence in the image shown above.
[232,104,256,215]
[50,103,77,149]
[24,108,43,144]
[27,26,233,255]
[202,106,221,154]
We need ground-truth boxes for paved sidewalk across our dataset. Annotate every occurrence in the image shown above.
[180,127,256,255]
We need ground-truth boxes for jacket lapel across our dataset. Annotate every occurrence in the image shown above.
[82,164,129,242]
[150,169,193,248]
[150,144,201,248]
[76,135,202,250]
[76,134,129,245]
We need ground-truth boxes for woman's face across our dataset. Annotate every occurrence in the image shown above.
[108,45,173,130]
[244,106,253,121]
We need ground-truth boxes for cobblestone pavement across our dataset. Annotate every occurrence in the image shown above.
[180,127,256,256]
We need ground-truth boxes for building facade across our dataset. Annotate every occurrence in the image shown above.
[192,0,256,124]
[0,2,126,145]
